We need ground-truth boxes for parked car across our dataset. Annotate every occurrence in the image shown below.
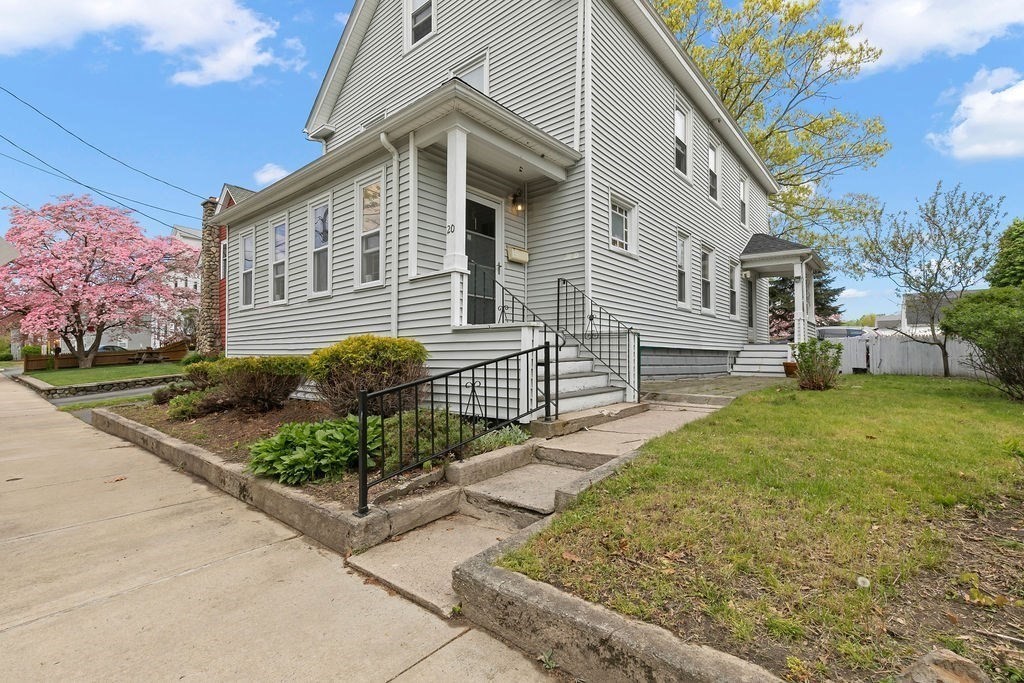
[98,345,127,352]
[817,326,866,340]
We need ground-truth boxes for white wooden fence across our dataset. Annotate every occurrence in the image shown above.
[835,335,982,377]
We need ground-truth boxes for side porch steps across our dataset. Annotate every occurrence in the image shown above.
[730,344,789,377]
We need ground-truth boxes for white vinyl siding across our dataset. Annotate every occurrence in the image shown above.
[357,178,383,286]
[700,247,714,313]
[310,200,331,296]
[240,231,254,309]
[270,218,287,303]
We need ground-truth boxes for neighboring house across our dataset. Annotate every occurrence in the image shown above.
[0,235,18,266]
[899,291,984,337]
[874,313,902,334]
[152,225,204,347]
[207,0,821,410]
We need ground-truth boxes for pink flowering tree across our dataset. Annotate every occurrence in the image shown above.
[0,196,199,368]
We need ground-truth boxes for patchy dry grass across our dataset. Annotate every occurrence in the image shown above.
[501,376,1024,681]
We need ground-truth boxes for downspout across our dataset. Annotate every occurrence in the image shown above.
[380,132,400,336]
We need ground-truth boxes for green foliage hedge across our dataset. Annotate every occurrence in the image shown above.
[792,338,842,390]
[0,353,12,362]
[211,356,309,412]
[248,416,383,486]
[308,335,428,416]
[183,361,219,390]
[942,286,1024,401]
[21,344,41,356]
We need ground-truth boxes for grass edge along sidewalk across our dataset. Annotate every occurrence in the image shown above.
[26,362,183,387]
[501,375,1024,682]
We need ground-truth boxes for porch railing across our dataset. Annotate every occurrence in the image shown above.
[496,281,562,419]
[356,343,554,515]
[556,278,640,399]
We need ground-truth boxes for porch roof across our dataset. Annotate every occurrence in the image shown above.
[739,233,825,277]
[214,80,581,228]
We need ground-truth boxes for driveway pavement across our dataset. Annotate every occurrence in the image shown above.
[0,375,546,682]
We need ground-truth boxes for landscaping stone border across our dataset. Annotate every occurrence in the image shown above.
[13,373,182,399]
[453,520,783,683]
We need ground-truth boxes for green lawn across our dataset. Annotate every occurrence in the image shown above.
[28,362,183,386]
[501,376,1024,681]
[0,360,19,370]
[58,394,154,412]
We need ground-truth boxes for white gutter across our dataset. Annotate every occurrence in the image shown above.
[380,132,401,337]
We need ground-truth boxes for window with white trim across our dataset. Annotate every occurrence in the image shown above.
[311,203,330,295]
[730,263,740,317]
[739,177,748,225]
[219,242,227,280]
[409,0,433,46]
[708,144,719,201]
[456,55,488,94]
[676,232,691,305]
[270,219,287,303]
[700,247,714,312]
[609,198,637,253]
[240,233,254,308]
[358,180,382,285]
[674,109,688,175]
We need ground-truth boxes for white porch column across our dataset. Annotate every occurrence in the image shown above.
[444,127,469,273]
[806,264,816,335]
[793,261,807,343]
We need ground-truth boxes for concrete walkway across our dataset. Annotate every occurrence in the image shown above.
[0,375,546,682]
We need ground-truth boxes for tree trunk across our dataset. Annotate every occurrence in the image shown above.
[940,342,951,378]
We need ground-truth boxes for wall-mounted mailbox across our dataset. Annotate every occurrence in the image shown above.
[506,246,529,264]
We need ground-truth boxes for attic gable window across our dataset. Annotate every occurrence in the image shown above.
[411,0,433,45]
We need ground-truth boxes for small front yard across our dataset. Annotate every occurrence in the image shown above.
[501,376,1024,681]
[28,362,183,386]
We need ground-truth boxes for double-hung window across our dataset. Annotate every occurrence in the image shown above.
[358,180,382,285]
[729,263,740,317]
[739,177,748,225]
[219,242,227,280]
[674,109,688,175]
[410,0,433,46]
[240,232,254,308]
[708,144,719,201]
[270,219,287,303]
[701,247,714,312]
[610,203,630,251]
[311,202,330,295]
[676,232,690,306]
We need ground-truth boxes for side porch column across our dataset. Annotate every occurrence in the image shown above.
[793,261,807,343]
[444,126,469,326]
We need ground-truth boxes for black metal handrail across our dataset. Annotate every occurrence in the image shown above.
[557,278,639,391]
[356,343,554,515]
[495,281,562,418]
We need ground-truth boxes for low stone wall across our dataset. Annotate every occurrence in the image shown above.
[12,373,182,399]
[453,522,782,683]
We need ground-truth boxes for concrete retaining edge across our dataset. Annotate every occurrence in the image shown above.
[92,409,460,554]
[13,373,181,399]
[453,520,782,683]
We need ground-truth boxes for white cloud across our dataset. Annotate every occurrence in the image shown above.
[838,0,1024,70]
[926,67,1024,160]
[0,0,305,86]
[839,288,870,299]
[334,12,351,25]
[253,162,289,186]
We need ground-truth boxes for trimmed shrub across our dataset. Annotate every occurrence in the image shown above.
[463,424,531,457]
[167,388,234,421]
[0,353,12,362]
[942,286,1024,401]
[153,382,195,405]
[248,416,383,486]
[182,351,223,366]
[183,360,219,390]
[381,409,468,473]
[791,339,842,390]
[308,335,429,417]
[210,356,309,413]
[21,344,42,356]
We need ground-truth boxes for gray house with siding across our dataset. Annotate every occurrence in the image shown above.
[209,0,820,411]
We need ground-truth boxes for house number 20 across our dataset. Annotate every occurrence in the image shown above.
[446,224,456,234]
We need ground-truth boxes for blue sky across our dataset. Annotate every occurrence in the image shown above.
[0,0,1021,320]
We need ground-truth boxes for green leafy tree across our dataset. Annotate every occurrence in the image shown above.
[942,287,1024,401]
[846,313,876,327]
[655,0,889,254]
[769,270,843,338]
[987,218,1024,287]
[855,182,1004,377]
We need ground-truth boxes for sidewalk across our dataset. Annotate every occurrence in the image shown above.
[0,375,546,682]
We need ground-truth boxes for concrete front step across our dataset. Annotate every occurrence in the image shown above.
[530,401,648,438]
[346,513,514,617]
[546,371,609,394]
[731,363,786,374]
[554,385,626,413]
[462,463,583,529]
[538,358,595,376]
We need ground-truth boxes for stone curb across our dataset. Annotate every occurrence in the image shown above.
[444,440,540,486]
[452,519,783,683]
[91,409,462,554]
[553,449,642,512]
[12,373,182,399]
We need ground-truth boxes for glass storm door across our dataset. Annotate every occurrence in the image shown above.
[466,198,497,325]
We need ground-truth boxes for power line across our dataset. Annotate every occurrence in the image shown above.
[0,150,198,220]
[0,132,189,230]
[0,83,206,200]
[0,186,31,210]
